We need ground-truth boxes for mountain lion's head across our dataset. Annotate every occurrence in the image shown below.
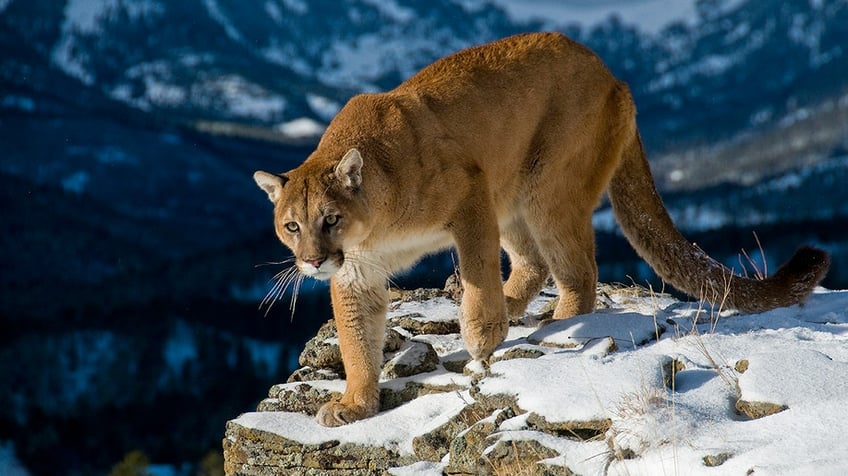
[254,149,370,280]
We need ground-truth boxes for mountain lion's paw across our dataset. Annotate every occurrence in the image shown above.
[462,319,509,361]
[316,400,375,427]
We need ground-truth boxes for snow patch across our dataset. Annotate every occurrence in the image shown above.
[264,0,283,23]
[319,32,467,90]
[388,297,460,323]
[244,339,284,377]
[51,36,94,85]
[0,441,29,476]
[58,332,118,406]
[52,0,163,83]
[163,321,198,376]
[144,79,187,107]
[2,95,35,112]
[281,0,308,15]
[306,94,342,122]
[262,43,314,76]
[361,0,415,23]
[202,0,244,43]
[63,0,162,34]
[450,0,487,15]
[95,146,135,165]
[275,117,325,139]
[737,349,848,406]
[61,170,90,194]
[592,208,617,233]
[195,75,287,121]
[234,391,469,455]
[491,0,701,34]
[527,311,662,350]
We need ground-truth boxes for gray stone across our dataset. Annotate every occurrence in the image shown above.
[493,345,546,363]
[388,312,461,336]
[381,341,440,380]
[445,407,515,475]
[389,287,451,303]
[257,383,339,414]
[297,321,408,376]
[703,452,733,467]
[298,321,344,372]
[485,437,560,474]
[412,400,493,463]
[735,399,788,419]
[384,327,405,352]
[286,366,341,383]
[442,352,472,373]
[443,273,463,302]
[380,380,467,412]
[661,357,686,390]
[223,420,404,475]
[526,412,611,441]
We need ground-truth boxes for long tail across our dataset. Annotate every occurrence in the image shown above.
[607,130,830,313]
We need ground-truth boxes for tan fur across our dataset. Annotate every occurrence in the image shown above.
[254,33,830,426]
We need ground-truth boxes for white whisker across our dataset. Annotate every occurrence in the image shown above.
[255,258,296,268]
[257,250,401,321]
[289,273,306,322]
[259,263,303,318]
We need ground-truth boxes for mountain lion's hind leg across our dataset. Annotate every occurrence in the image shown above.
[529,207,597,319]
[501,218,549,319]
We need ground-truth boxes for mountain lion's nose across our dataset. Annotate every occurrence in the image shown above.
[304,257,325,268]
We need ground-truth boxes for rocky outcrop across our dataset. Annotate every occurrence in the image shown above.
[224,420,405,476]
[223,283,675,475]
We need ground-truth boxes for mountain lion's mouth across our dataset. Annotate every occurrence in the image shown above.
[299,257,342,280]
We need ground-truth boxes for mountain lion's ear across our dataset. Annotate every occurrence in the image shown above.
[254,171,288,202]
[335,149,363,189]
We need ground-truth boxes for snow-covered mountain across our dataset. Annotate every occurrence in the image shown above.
[2,0,846,146]
[494,0,744,33]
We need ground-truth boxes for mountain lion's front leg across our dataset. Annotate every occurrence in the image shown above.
[451,199,508,362]
[316,269,387,426]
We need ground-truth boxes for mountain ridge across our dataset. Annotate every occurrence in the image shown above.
[3,0,846,148]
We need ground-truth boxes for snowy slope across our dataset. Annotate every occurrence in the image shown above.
[3,0,845,144]
[493,0,743,33]
[233,285,848,474]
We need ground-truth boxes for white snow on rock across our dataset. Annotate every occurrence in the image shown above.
[233,390,470,455]
[231,286,848,474]
[737,348,848,406]
[527,311,663,349]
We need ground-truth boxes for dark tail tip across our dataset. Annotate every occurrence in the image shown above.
[731,245,830,314]
[768,245,831,308]
[775,246,831,285]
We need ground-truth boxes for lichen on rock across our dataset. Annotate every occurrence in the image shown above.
[224,283,681,476]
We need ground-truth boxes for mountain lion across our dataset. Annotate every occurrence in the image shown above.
[254,32,830,426]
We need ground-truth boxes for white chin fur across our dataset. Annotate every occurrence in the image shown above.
[300,262,339,280]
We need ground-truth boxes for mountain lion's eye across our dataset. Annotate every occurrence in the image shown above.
[284,222,300,233]
[325,215,339,226]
